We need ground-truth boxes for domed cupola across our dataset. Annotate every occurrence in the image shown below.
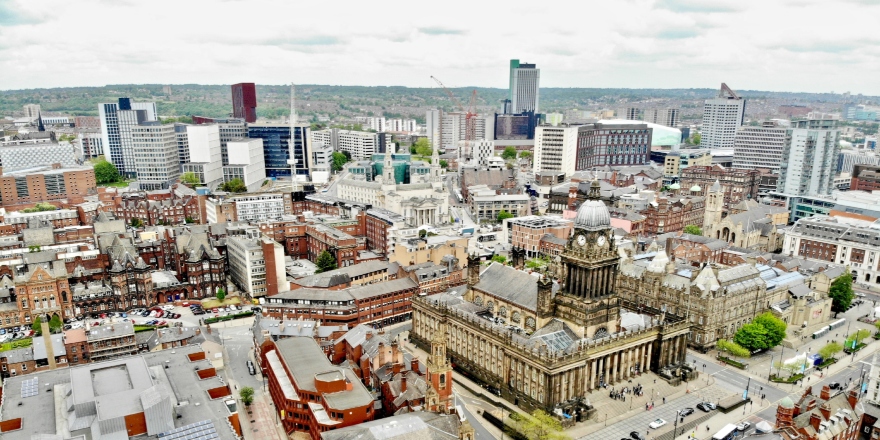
[574,180,611,231]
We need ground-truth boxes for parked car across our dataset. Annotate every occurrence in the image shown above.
[212,308,219,314]
[161,305,175,311]
[193,309,206,315]
[0,329,5,335]
[697,402,716,412]
[649,419,667,429]
[680,408,694,417]
[630,431,646,440]
[252,307,261,313]
[736,421,752,431]
[157,320,167,326]
[829,382,842,390]
[247,360,256,375]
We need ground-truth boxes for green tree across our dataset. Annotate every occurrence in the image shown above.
[497,210,514,222]
[716,339,750,359]
[59,134,77,142]
[491,255,507,265]
[219,178,247,193]
[818,341,843,361]
[733,322,770,352]
[683,225,703,235]
[846,329,871,348]
[829,273,854,317]
[519,150,532,161]
[753,312,788,347]
[501,146,517,160]
[331,152,349,172]
[49,315,63,333]
[239,386,254,408]
[439,159,448,169]
[130,218,144,228]
[31,316,43,336]
[520,410,570,440]
[414,138,433,157]
[181,172,201,186]
[28,245,41,253]
[525,258,548,269]
[94,159,121,184]
[315,250,337,274]
[216,288,226,302]
[693,133,702,145]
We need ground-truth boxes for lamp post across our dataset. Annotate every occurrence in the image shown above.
[768,354,774,381]
[673,409,681,438]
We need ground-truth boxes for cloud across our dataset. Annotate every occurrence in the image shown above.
[418,27,465,36]
[0,0,49,25]
[654,28,701,39]
[654,0,741,13]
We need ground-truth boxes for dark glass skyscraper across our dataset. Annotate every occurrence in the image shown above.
[247,124,311,180]
[231,83,257,123]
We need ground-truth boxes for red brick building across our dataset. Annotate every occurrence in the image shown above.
[261,337,375,439]
[364,208,405,255]
[679,165,760,208]
[640,195,705,236]
[397,261,464,295]
[664,233,729,267]
[850,164,880,192]
[0,165,97,210]
[775,386,862,440]
[98,188,201,226]
[306,224,365,268]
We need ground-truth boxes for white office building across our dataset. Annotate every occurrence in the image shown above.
[426,110,488,149]
[311,129,378,160]
[732,121,788,172]
[509,59,540,113]
[224,138,266,192]
[310,143,333,184]
[226,226,285,297]
[643,108,680,128]
[386,119,417,132]
[0,143,77,171]
[354,116,385,132]
[232,193,286,222]
[182,124,223,188]
[130,122,180,191]
[533,124,580,177]
[99,98,157,177]
[457,140,495,168]
[778,119,840,196]
[701,84,745,149]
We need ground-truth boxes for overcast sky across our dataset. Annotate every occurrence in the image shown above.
[2,0,879,95]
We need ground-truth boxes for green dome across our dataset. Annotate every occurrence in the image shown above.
[690,185,701,192]
[669,183,681,190]
[779,396,794,409]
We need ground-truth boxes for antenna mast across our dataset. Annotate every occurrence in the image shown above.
[290,83,297,124]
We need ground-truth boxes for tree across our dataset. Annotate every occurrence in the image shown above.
[818,341,843,361]
[497,210,514,222]
[239,386,254,408]
[692,133,702,145]
[414,138,433,157]
[49,315,62,333]
[753,312,788,347]
[829,273,854,317]
[439,159,448,169]
[491,255,507,265]
[846,329,871,349]
[519,151,532,161]
[181,172,201,186]
[130,218,144,228]
[875,319,880,334]
[94,159,121,184]
[216,288,226,302]
[733,322,770,352]
[219,178,247,193]
[331,152,349,172]
[525,258,548,269]
[716,339,750,360]
[520,410,570,440]
[315,250,337,274]
[683,225,703,235]
[31,316,43,336]
[501,146,517,160]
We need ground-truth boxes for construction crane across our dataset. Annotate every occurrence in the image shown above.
[430,76,478,141]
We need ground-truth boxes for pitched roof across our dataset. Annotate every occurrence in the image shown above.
[474,263,541,311]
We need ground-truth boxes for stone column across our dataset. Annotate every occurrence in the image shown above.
[645,343,653,371]
[589,359,597,390]
[603,355,610,386]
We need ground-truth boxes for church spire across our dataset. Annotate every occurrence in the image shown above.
[588,178,601,200]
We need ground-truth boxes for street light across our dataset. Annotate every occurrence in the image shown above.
[768,354,774,381]
[673,409,682,438]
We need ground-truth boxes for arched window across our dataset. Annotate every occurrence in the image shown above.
[50,295,56,308]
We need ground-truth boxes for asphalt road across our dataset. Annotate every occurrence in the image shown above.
[581,392,722,440]
[453,391,496,440]
[217,323,263,392]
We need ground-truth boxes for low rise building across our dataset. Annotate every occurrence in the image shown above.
[397,259,464,295]
[503,216,573,258]
[471,192,530,222]
[783,215,880,287]
[227,227,286,297]
[85,322,137,362]
[0,164,96,210]
[389,235,469,267]
[851,164,880,192]
[290,260,395,290]
[680,164,761,208]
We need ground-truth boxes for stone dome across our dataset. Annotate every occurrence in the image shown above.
[669,183,681,190]
[574,180,611,231]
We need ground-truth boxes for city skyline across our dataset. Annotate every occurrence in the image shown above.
[2,0,880,95]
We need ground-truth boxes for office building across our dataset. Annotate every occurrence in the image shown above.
[851,164,880,192]
[838,149,880,174]
[23,103,40,120]
[311,128,379,160]
[231,82,257,123]
[0,142,77,172]
[457,140,495,168]
[223,138,266,192]
[227,226,285,296]
[533,124,580,177]
[576,121,652,168]
[643,108,680,127]
[74,116,101,129]
[732,121,788,172]
[99,98,157,177]
[354,116,385,132]
[385,118,417,132]
[192,116,248,165]
[181,124,223,188]
[248,123,311,180]
[426,110,488,149]
[310,143,332,184]
[783,215,880,286]
[0,164,96,209]
[617,107,640,120]
[130,122,181,191]
[778,119,840,196]
[78,131,104,158]
[508,59,540,113]
[843,104,880,121]
[494,111,539,140]
[700,83,745,149]
[662,150,712,177]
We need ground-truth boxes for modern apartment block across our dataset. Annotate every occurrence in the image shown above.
[700,83,745,149]
[23,103,41,120]
[227,226,286,297]
[231,82,257,123]
[311,128,379,160]
[663,150,712,177]
[732,121,787,172]
[99,98,157,177]
[78,131,104,158]
[192,116,248,165]
[457,140,495,168]
[644,108,680,127]
[425,110,488,149]
[180,124,223,188]
[0,142,77,172]
[0,164,96,209]
[354,116,385,132]
[617,107,640,120]
[533,124,580,177]
[224,138,266,191]
[385,118,417,132]
[248,123,311,180]
[509,59,540,113]
[130,122,181,191]
[778,119,840,196]
[575,121,652,168]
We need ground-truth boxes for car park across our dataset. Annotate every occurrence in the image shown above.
[649,419,667,429]
[161,305,175,311]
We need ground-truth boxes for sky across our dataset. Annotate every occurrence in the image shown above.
[1,0,879,95]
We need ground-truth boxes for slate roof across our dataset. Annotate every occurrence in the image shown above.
[320,412,464,440]
[474,263,542,311]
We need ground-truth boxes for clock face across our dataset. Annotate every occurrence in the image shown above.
[577,235,586,246]
[597,235,607,246]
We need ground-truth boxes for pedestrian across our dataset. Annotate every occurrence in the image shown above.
[663,397,666,404]
[707,426,710,432]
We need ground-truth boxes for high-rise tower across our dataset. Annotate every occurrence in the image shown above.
[700,83,745,149]
[231,83,257,123]
[508,60,540,114]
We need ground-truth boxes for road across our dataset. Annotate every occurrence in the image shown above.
[217,323,263,392]
[582,392,726,440]
[453,391,496,440]
[325,170,348,197]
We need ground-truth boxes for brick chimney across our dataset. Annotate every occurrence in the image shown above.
[401,374,407,392]
[819,403,831,421]
[847,390,859,409]
[820,385,831,400]
[411,357,420,373]
[809,413,822,432]
[392,363,402,375]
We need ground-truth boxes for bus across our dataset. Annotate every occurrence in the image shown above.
[455,190,463,203]
[712,424,738,440]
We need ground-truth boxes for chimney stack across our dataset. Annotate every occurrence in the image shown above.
[401,374,407,392]
[819,403,831,421]
[809,413,822,432]
[411,357,420,373]
[820,385,831,401]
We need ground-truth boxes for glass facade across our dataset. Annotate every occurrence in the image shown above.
[248,125,310,179]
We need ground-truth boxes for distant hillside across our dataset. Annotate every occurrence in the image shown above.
[0,84,859,123]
